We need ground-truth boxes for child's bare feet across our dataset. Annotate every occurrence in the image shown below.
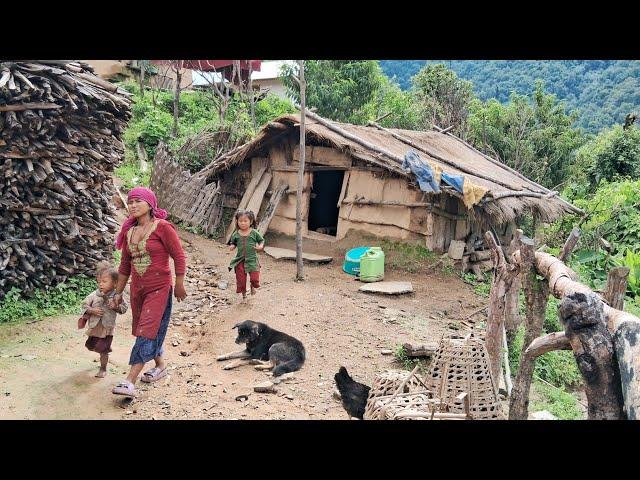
[95,368,107,378]
[250,286,256,296]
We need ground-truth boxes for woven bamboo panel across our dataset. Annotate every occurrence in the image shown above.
[364,370,436,420]
[424,334,504,419]
[377,394,469,420]
[150,144,223,235]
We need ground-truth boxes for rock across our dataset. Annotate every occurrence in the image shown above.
[380,349,394,355]
[284,394,294,400]
[530,410,558,420]
[235,394,249,402]
[20,354,37,361]
[448,240,466,260]
[359,282,413,295]
[172,341,181,347]
[264,246,333,264]
[180,351,190,357]
[217,280,228,290]
[254,381,277,393]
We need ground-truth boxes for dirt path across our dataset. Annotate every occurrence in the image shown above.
[0,230,485,420]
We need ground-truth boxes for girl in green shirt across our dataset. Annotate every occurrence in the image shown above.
[228,210,265,302]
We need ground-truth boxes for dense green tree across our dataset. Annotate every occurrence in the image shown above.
[282,60,382,124]
[410,63,474,137]
[467,82,585,189]
[380,60,640,133]
[569,124,640,192]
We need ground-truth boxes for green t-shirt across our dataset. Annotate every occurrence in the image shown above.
[229,229,265,272]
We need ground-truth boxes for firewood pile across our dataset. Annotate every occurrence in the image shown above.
[0,61,132,299]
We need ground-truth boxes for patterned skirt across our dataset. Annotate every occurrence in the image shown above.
[128,288,173,365]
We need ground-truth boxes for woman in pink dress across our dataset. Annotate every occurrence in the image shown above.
[111,187,187,397]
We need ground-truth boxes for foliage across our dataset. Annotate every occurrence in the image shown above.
[282,60,383,124]
[0,276,97,324]
[467,82,585,189]
[380,60,640,133]
[411,63,474,136]
[114,150,151,190]
[531,381,584,420]
[378,239,440,273]
[509,310,582,391]
[546,179,640,295]
[394,344,429,374]
[254,94,296,126]
[121,81,295,174]
[570,125,640,190]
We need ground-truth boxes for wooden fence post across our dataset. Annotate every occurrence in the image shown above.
[509,233,550,419]
[559,292,625,420]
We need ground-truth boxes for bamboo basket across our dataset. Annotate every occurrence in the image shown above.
[424,333,504,419]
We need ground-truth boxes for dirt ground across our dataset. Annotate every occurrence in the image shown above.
[0,226,490,420]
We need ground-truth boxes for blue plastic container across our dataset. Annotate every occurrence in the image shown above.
[343,247,370,275]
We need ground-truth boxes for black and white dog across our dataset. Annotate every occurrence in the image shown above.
[216,320,306,377]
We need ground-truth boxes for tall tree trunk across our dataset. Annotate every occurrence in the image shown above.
[295,60,306,281]
[139,60,145,97]
[172,65,182,138]
[248,62,256,131]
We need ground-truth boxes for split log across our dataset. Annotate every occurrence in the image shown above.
[0,61,131,300]
[223,165,267,243]
[257,182,288,236]
[525,332,571,358]
[402,343,437,358]
[559,292,625,420]
[559,227,580,262]
[470,250,491,262]
[604,267,630,310]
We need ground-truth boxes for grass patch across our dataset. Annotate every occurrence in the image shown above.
[379,239,441,274]
[0,276,97,324]
[114,152,151,191]
[394,344,430,375]
[460,271,491,297]
[508,324,583,390]
[531,381,584,420]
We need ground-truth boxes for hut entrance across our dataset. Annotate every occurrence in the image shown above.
[308,170,344,236]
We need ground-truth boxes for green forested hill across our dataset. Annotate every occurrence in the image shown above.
[379,60,640,132]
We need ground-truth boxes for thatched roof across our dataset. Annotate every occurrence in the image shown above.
[198,113,581,225]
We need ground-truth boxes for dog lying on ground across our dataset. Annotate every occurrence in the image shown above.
[216,320,306,377]
[334,366,371,419]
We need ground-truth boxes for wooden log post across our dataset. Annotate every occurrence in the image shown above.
[603,266,638,419]
[604,267,630,310]
[559,292,625,420]
[504,233,523,343]
[295,60,306,281]
[484,231,522,388]
[509,233,549,419]
[614,321,640,420]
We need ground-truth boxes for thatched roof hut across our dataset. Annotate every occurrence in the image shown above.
[190,113,580,253]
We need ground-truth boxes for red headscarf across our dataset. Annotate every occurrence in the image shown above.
[115,187,168,250]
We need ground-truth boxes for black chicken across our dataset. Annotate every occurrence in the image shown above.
[334,366,371,419]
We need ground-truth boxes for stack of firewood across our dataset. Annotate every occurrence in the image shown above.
[0,61,132,299]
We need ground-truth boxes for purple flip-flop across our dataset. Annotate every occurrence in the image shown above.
[140,367,168,383]
[112,380,137,397]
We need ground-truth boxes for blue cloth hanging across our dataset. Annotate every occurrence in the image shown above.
[402,150,440,193]
[441,172,465,194]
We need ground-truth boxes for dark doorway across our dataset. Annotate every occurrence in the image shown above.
[308,170,345,236]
